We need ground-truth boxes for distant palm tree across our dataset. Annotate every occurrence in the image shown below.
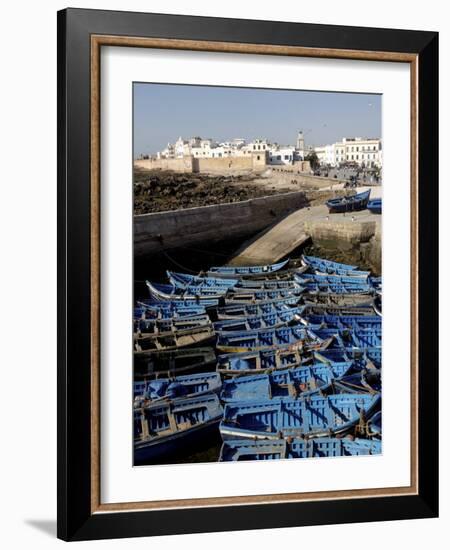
[305,151,319,170]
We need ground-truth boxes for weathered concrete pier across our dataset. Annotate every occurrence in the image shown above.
[229,189,381,272]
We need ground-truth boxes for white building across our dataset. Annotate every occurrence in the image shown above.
[314,137,382,168]
[268,145,297,165]
[154,132,308,164]
[314,144,336,166]
[338,137,382,168]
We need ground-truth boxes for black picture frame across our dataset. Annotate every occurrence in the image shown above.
[57,7,438,541]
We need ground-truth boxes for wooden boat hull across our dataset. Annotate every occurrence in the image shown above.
[134,416,221,465]
[216,325,320,353]
[134,325,215,352]
[134,394,223,464]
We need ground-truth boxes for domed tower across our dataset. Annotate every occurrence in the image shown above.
[296,130,305,153]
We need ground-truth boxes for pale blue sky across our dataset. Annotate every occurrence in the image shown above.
[133,83,381,157]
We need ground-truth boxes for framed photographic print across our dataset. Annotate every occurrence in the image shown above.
[57,8,439,541]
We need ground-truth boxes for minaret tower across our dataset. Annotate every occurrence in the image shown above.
[296,130,305,152]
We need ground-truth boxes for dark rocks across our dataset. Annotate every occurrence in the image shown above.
[134,169,295,214]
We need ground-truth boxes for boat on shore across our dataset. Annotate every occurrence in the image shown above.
[219,437,381,461]
[134,394,223,464]
[326,189,371,213]
[219,393,381,440]
[367,198,382,214]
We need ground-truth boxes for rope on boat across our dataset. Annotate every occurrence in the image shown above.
[161,251,199,274]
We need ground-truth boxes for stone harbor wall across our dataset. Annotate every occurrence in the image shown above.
[134,190,308,256]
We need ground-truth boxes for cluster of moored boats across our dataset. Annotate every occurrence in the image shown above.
[133,255,382,464]
[326,189,382,214]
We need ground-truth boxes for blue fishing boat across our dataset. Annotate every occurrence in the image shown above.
[214,306,303,332]
[209,259,289,275]
[301,255,368,276]
[134,347,217,379]
[370,277,382,293]
[367,198,382,214]
[134,393,223,464]
[134,372,221,404]
[314,347,382,369]
[135,314,212,335]
[220,362,353,402]
[302,292,375,307]
[168,270,303,291]
[219,437,381,461]
[149,281,229,298]
[326,189,371,213]
[217,295,301,319]
[146,281,221,306]
[310,327,382,349]
[206,266,307,280]
[217,346,310,375]
[300,281,373,294]
[219,393,381,440]
[135,301,206,320]
[233,278,302,291]
[296,273,370,285]
[216,325,320,352]
[302,314,381,330]
[167,271,238,289]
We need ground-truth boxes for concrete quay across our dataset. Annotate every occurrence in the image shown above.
[229,198,381,272]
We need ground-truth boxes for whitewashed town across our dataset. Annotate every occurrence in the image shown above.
[148,131,382,169]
